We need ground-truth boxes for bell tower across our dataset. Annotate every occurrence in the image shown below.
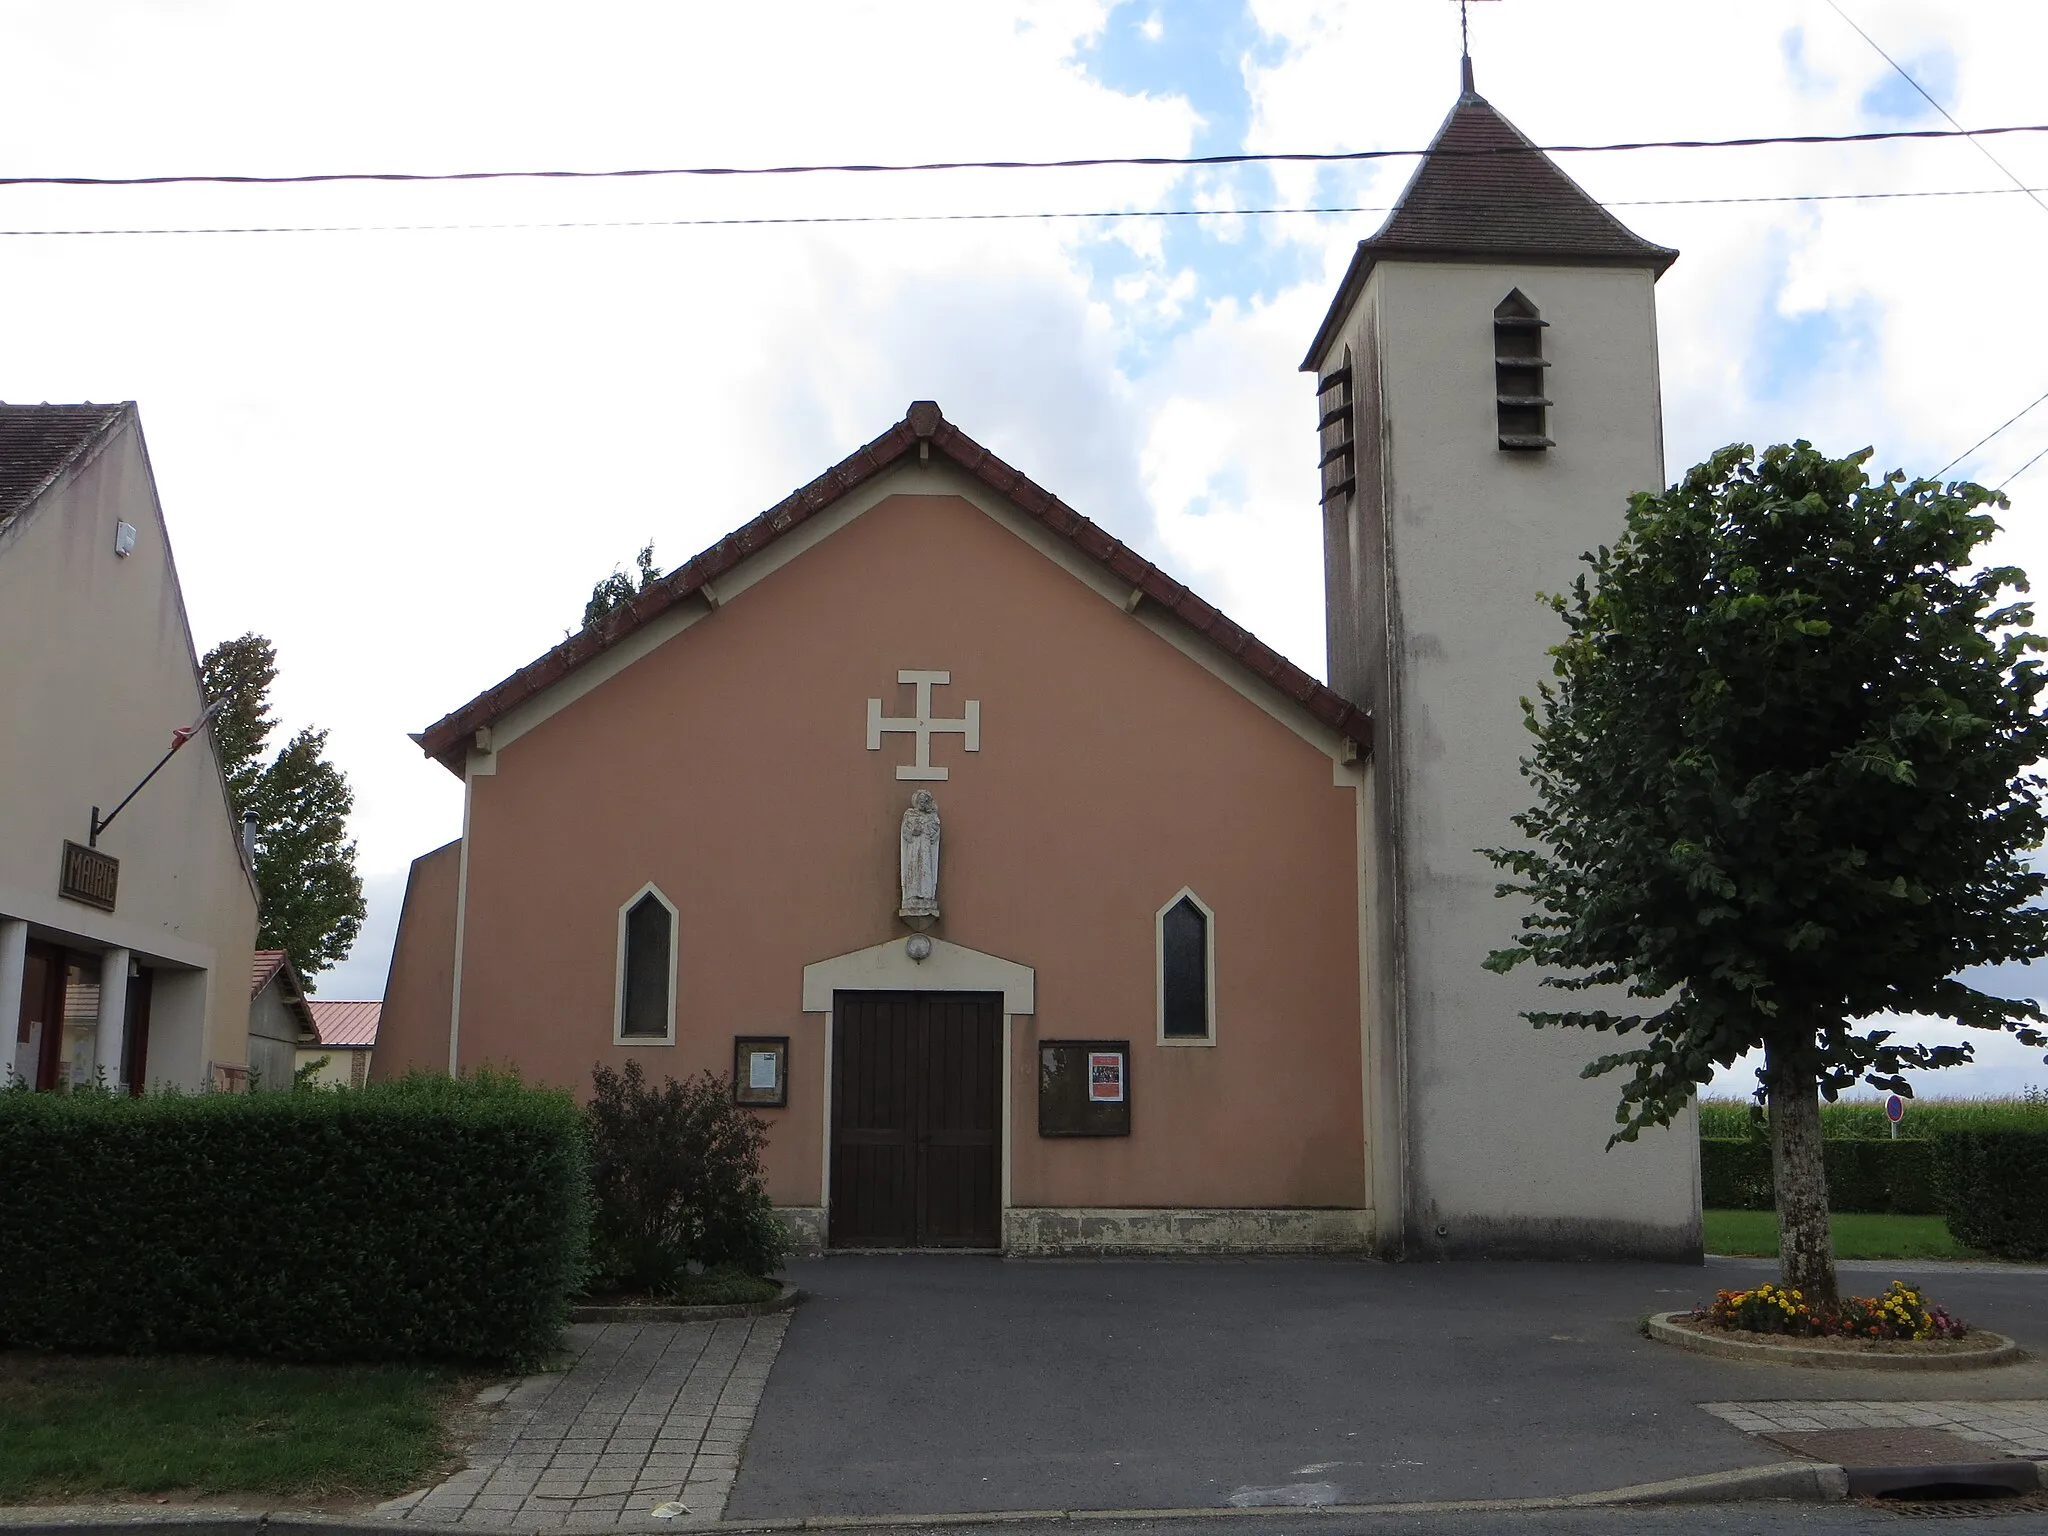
[1305,72,1700,1260]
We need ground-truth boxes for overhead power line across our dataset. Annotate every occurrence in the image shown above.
[1998,441,2048,493]
[1,183,2042,240]
[1824,0,2048,220]
[1936,386,2048,479]
[2,122,2046,190]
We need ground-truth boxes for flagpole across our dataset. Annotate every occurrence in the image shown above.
[90,697,224,847]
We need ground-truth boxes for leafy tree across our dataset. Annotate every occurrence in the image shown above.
[1484,442,2048,1303]
[204,632,276,810]
[201,634,367,983]
[582,541,660,630]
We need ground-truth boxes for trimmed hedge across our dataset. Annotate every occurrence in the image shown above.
[1699,1095,2048,1140]
[1933,1130,2048,1260]
[1700,1137,1938,1214]
[0,1073,588,1365]
[1699,1137,1773,1209]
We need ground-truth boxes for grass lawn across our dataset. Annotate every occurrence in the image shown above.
[670,1269,781,1306]
[583,1267,782,1307]
[0,1353,463,1505]
[1704,1209,1984,1261]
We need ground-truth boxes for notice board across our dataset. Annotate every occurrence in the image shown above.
[1038,1039,1131,1137]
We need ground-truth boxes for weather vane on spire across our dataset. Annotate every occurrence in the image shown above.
[1454,0,1499,93]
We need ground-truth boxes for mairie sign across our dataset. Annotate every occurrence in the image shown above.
[59,840,119,912]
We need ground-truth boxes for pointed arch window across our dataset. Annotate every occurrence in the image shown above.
[1156,888,1216,1044]
[615,885,678,1044]
[1494,291,1553,451]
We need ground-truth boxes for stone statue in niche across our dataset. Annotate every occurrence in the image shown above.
[898,789,941,928]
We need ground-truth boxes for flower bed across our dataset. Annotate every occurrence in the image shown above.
[1691,1280,1968,1342]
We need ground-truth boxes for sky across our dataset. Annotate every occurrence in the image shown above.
[3,0,2045,1099]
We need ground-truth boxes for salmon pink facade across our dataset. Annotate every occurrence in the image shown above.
[381,81,1713,1260]
[378,428,1378,1255]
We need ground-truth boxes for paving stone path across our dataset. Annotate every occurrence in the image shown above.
[379,1317,790,1529]
[1701,1400,2048,1460]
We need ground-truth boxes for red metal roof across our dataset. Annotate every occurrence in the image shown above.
[417,401,1371,772]
[307,1000,380,1048]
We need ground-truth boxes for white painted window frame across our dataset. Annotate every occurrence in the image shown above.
[1155,886,1216,1047]
[614,883,679,1046]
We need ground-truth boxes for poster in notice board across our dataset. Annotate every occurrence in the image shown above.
[1039,1039,1130,1136]
[732,1036,789,1108]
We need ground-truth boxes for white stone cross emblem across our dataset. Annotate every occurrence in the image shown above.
[866,670,981,781]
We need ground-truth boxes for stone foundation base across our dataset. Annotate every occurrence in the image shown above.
[772,1206,827,1257]
[1003,1206,1374,1256]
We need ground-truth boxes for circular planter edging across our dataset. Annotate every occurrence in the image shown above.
[1647,1311,2022,1370]
[571,1281,800,1324]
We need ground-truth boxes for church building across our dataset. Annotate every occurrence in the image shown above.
[375,76,1703,1260]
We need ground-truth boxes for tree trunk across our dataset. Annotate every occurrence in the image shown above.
[1766,1042,1837,1307]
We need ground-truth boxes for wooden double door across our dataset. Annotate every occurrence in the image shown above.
[829,990,1001,1249]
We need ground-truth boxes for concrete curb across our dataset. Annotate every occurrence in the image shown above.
[569,1283,800,1325]
[1646,1311,2023,1370]
[0,1460,1862,1534]
[1707,1254,2048,1276]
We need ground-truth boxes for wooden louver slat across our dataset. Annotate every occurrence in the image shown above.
[1318,347,1357,504]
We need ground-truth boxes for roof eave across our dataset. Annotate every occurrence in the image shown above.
[0,402,134,532]
[418,404,1372,772]
[1301,241,1678,373]
[419,413,931,774]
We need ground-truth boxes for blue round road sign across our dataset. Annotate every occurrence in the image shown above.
[1886,1093,1905,1123]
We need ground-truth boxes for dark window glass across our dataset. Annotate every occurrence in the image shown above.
[1161,897,1209,1039]
[620,894,672,1038]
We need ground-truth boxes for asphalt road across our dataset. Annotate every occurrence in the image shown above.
[725,1254,2048,1520]
[740,1509,2048,1536]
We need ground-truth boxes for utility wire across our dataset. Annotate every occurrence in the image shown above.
[3,122,2047,190]
[1,183,2041,240]
[1822,3,2048,497]
[1823,0,2048,219]
[1998,441,2048,493]
[1936,386,2048,478]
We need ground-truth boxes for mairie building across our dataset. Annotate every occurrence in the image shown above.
[375,78,1703,1260]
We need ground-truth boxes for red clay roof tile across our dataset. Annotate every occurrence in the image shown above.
[250,949,290,999]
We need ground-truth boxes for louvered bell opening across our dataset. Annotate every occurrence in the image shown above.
[1319,353,1357,504]
[1494,295,1553,451]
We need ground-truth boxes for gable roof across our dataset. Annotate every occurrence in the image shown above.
[251,948,318,1039]
[251,948,292,998]
[308,1000,380,1049]
[1302,87,1678,370]
[0,403,130,538]
[417,401,1371,774]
